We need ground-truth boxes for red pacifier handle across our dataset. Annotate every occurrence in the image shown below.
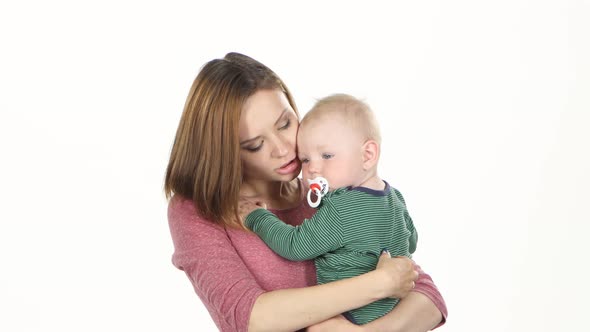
[307,177,329,208]
[309,183,321,193]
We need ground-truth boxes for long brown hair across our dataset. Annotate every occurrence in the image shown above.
[165,52,299,228]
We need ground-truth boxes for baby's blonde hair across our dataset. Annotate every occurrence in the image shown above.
[301,94,382,144]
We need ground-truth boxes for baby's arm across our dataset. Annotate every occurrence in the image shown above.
[244,201,344,261]
[392,188,418,254]
[407,211,418,254]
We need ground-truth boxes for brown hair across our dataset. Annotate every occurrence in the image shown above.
[165,52,299,228]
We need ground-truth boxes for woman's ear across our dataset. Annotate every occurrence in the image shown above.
[362,140,380,170]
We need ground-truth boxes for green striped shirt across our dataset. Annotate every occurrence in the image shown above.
[245,181,418,325]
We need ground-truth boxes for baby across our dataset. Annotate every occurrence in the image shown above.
[241,94,418,324]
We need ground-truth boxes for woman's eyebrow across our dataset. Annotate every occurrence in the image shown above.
[240,136,261,146]
[240,108,290,145]
[274,108,289,125]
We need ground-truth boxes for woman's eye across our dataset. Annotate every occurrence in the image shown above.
[278,119,291,130]
[322,153,334,160]
[246,142,263,152]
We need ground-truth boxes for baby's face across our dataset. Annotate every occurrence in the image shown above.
[297,117,367,190]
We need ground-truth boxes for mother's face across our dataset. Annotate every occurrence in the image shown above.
[239,89,301,183]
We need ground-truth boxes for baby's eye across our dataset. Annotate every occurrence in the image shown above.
[321,153,334,160]
[300,158,309,164]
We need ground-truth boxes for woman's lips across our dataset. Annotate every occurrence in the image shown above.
[276,158,300,175]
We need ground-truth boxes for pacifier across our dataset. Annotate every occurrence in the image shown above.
[306,176,330,208]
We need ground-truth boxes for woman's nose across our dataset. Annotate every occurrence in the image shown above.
[271,137,290,158]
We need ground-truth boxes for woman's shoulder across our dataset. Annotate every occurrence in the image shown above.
[167,195,225,233]
[168,195,196,221]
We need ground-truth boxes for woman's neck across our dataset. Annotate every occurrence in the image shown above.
[240,178,301,210]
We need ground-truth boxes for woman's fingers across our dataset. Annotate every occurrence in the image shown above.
[375,253,418,299]
[393,256,418,299]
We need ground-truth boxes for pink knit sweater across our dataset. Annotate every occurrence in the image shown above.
[168,196,447,331]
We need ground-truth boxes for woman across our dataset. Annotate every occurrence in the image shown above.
[165,52,447,331]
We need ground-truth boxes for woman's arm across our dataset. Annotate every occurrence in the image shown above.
[249,252,417,332]
[169,198,266,331]
[362,292,442,332]
[306,260,446,332]
[169,198,418,332]
[361,263,447,332]
[306,261,447,332]
[307,292,441,332]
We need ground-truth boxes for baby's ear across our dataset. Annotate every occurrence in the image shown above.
[362,139,380,170]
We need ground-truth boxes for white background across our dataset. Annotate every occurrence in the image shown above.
[1,1,589,331]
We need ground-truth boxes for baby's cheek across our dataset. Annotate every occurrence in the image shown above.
[301,168,310,183]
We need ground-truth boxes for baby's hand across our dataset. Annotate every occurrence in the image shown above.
[238,197,267,222]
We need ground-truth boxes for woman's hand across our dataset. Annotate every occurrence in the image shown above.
[306,315,363,332]
[374,250,418,299]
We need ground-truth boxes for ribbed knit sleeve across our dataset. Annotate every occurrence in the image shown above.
[245,205,344,261]
[413,264,448,329]
[393,188,446,326]
[168,196,265,332]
